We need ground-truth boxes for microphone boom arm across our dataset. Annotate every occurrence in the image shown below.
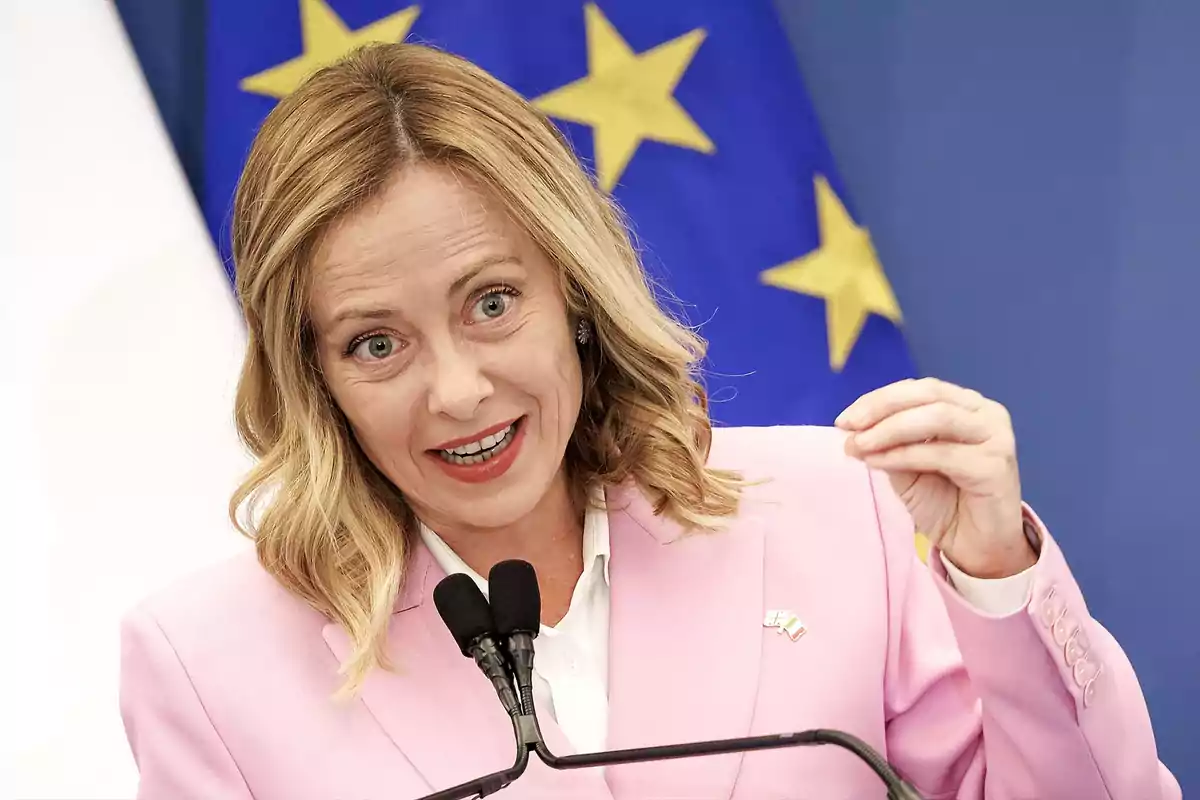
[418,713,531,800]
[530,728,923,800]
[504,626,921,798]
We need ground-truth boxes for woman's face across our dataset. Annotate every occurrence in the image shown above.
[308,163,584,534]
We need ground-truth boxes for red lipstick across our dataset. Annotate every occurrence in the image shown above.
[427,416,526,485]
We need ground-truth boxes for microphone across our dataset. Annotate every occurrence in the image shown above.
[432,574,522,718]
[486,560,926,800]
[487,561,541,716]
[422,574,528,799]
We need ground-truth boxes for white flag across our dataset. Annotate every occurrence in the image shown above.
[2,2,253,797]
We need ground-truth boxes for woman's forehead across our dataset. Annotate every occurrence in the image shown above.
[315,170,511,274]
[321,166,506,262]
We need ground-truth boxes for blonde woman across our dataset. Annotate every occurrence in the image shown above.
[119,43,1178,800]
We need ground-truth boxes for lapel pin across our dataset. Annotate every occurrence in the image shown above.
[764,609,807,642]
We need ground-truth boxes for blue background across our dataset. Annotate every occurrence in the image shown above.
[777,0,1199,782]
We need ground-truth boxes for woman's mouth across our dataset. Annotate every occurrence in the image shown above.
[435,418,521,465]
[427,417,527,485]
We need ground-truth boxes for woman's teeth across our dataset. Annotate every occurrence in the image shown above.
[438,422,517,465]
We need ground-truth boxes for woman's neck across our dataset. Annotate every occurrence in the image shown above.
[431,471,585,626]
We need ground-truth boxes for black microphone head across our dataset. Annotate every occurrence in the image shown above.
[489,559,541,637]
[432,573,495,657]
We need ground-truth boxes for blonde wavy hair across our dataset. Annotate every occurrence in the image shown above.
[229,42,744,696]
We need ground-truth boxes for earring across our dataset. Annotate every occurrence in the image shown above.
[575,319,592,346]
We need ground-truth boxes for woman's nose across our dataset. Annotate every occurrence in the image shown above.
[425,341,494,421]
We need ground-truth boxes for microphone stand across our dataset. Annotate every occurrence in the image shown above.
[506,631,924,800]
[418,712,530,800]
[529,728,923,800]
[418,709,924,800]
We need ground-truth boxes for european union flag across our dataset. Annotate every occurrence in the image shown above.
[203,0,916,426]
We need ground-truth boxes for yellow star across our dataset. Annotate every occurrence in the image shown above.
[759,175,902,371]
[915,532,931,564]
[533,3,714,192]
[240,0,420,99]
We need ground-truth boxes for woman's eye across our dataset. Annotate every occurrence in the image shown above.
[351,334,397,361]
[470,289,515,323]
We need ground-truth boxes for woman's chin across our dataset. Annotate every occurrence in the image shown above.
[418,477,549,532]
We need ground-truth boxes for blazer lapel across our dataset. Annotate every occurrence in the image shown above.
[323,542,612,799]
[604,483,766,799]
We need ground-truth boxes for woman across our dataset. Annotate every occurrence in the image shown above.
[119,43,1178,799]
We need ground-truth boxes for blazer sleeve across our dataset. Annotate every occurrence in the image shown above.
[868,467,1181,800]
[120,606,254,800]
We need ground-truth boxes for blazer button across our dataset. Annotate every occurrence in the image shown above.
[1050,609,1074,647]
[1082,665,1103,708]
[1038,586,1063,628]
[1063,627,1090,668]
[1073,654,1101,688]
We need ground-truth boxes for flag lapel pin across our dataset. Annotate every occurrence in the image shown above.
[764,610,807,642]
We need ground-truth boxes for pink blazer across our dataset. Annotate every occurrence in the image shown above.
[120,426,1180,799]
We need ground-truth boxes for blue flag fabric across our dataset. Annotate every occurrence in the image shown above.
[203,0,916,426]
